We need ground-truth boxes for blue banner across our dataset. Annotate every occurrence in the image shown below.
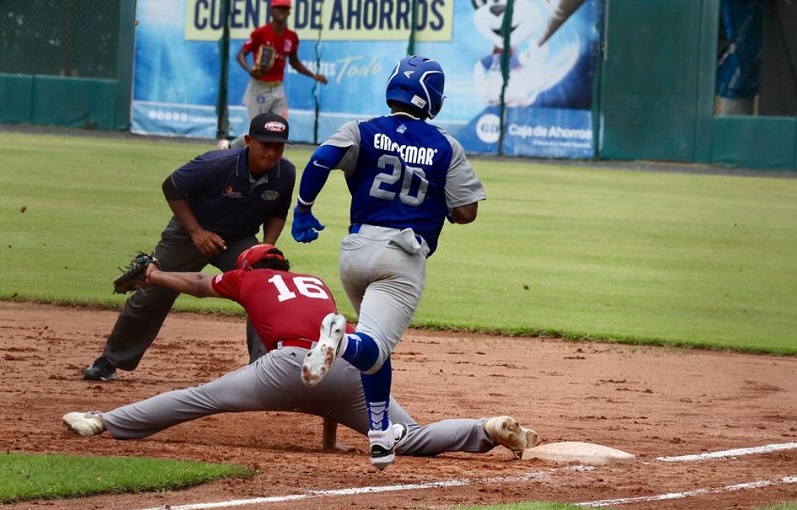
[131,0,601,157]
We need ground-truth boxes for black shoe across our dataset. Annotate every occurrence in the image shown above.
[83,356,117,381]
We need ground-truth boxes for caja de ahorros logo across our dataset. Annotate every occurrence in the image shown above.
[475,113,501,144]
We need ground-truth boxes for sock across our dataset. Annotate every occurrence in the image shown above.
[341,332,379,371]
[362,358,392,431]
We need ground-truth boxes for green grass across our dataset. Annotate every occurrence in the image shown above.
[2,133,796,354]
[757,503,797,510]
[0,452,251,503]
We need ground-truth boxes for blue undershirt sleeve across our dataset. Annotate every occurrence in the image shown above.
[297,145,347,207]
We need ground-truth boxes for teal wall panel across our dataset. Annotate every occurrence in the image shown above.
[113,0,136,130]
[0,74,34,123]
[712,117,797,170]
[694,0,721,164]
[31,76,116,130]
[599,0,703,162]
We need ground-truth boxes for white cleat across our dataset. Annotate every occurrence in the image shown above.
[368,427,396,470]
[301,313,346,387]
[62,411,106,437]
[484,415,541,458]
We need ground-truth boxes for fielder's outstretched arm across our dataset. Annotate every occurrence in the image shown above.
[145,265,220,299]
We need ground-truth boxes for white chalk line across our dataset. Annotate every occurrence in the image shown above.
[131,442,797,510]
[654,441,797,462]
[132,466,592,510]
[576,476,797,507]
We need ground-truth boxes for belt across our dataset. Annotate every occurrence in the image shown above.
[349,223,425,245]
[277,338,315,350]
[262,80,281,87]
[350,223,404,235]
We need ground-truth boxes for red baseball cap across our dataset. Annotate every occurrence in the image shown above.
[272,0,291,8]
[237,244,286,269]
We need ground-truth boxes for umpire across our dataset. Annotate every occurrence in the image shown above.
[83,113,295,381]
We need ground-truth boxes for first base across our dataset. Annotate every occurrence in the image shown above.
[522,441,635,465]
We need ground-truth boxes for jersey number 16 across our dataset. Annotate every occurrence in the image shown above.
[268,274,330,302]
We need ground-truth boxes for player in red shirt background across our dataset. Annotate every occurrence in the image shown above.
[219,0,328,150]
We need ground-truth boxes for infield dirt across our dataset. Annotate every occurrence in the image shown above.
[1,301,795,509]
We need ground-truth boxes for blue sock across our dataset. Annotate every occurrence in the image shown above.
[341,332,379,371]
[362,358,392,431]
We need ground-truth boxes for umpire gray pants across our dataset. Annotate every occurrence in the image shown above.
[101,218,266,371]
[102,347,498,457]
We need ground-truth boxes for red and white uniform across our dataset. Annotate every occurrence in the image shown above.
[212,268,336,350]
[243,24,299,84]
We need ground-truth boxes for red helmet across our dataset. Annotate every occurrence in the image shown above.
[272,0,291,8]
[237,244,286,269]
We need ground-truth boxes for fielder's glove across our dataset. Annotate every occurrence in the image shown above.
[291,206,325,243]
[113,252,158,294]
[255,45,276,73]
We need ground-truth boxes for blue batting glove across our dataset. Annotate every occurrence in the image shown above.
[291,206,325,243]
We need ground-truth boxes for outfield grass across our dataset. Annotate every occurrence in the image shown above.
[1,132,796,354]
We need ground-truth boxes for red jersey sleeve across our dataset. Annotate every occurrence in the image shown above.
[211,270,245,301]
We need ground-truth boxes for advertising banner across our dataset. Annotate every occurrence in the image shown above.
[131,0,601,157]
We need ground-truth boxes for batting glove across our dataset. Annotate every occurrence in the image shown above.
[292,206,325,243]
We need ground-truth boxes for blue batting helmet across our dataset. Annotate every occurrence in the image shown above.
[385,55,446,119]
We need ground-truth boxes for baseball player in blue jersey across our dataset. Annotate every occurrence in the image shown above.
[291,55,487,469]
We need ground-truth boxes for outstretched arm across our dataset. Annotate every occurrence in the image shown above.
[146,265,221,298]
[288,53,328,84]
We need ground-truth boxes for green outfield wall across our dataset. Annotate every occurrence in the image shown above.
[599,0,797,170]
[0,0,135,130]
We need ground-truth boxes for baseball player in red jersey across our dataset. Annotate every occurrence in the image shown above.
[63,245,540,461]
[220,0,328,150]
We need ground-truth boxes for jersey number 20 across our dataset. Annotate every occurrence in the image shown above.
[370,154,428,206]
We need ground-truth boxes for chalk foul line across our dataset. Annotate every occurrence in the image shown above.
[577,476,797,507]
[131,442,797,510]
[654,441,797,463]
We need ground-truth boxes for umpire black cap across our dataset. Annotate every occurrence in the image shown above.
[249,113,292,144]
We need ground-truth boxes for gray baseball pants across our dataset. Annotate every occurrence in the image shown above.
[230,79,288,148]
[101,346,498,456]
[338,225,429,372]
